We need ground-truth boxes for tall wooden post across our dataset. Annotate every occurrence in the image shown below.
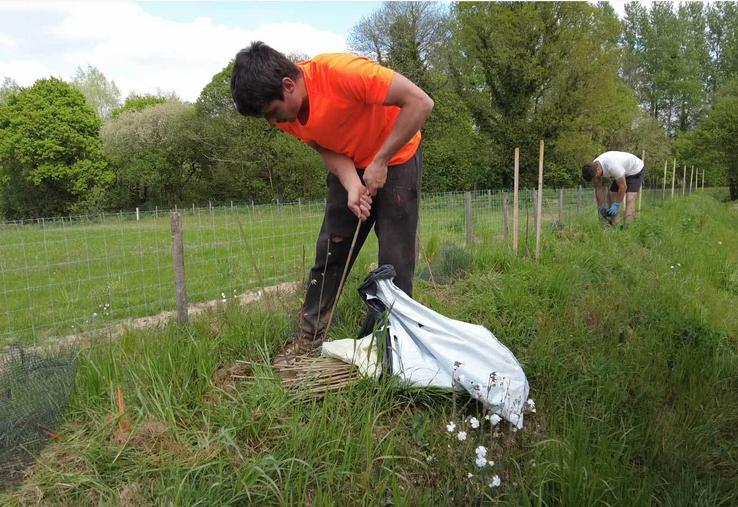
[662,160,667,199]
[671,159,676,198]
[170,212,189,324]
[502,191,510,242]
[465,191,473,245]
[535,140,544,262]
[682,165,686,196]
[512,148,520,256]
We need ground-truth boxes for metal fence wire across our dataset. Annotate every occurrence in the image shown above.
[0,344,77,487]
[0,184,726,349]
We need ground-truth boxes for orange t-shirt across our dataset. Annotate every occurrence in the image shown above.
[276,53,421,168]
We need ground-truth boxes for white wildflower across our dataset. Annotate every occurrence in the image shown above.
[475,455,487,468]
[670,265,674,269]
[221,292,225,298]
[469,417,480,429]
[718,241,722,245]
[93,312,97,317]
[446,422,456,433]
[488,414,502,426]
[425,454,434,463]
[526,399,537,413]
[457,431,467,441]
[467,472,474,479]
[475,445,487,457]
[489,475,501,488]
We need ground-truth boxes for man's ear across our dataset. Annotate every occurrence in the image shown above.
[282,77,296,95]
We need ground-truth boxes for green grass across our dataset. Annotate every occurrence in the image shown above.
[1,193,735,505]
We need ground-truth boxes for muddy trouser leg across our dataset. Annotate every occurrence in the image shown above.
[299,174,375,342]
[357,148,423,337]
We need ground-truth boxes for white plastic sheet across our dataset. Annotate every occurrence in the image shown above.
[321,266,530,429]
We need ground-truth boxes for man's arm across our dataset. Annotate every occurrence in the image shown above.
[309,142,371,221]
[363,73,434,195]
[593,175,606,207]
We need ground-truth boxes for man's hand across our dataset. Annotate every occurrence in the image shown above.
[347,182,372,221]
[606,202,621,217]
[363,159,387,196]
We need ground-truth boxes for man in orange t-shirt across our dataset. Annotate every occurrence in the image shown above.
[231,42,434,364]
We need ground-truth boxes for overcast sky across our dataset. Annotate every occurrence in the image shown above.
[1,1,631,103]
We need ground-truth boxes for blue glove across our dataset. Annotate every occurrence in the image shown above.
[606,202,621,217]
[598,207,608,218]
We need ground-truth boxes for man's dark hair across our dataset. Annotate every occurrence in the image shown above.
[581,162,597,182]
[230,41,300,117]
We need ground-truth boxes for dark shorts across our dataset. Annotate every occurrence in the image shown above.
[610,167,645,193]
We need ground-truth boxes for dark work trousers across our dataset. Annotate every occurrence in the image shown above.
[298,147,423,341]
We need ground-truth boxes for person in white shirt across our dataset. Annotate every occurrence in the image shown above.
[581,151,645,224]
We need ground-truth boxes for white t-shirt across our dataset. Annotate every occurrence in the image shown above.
[594,151,644,179]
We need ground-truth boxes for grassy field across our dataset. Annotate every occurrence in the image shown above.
[1,193,736,505]
[1,188,583,347]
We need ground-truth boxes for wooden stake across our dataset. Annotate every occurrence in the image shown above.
[682,164,686,196]
[535,140,544,262]
[671,159,676,198]
[512,148,520,256]
[170,212,188,324]
[662,160,667,199]
[702,168,705,191]
[689,165,694,193]
[502,191,510,242]
[639,150,644,212]
[465,191,473,245]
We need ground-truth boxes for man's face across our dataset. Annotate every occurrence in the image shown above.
[262,77,301,125]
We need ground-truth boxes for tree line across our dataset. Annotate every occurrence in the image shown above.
[1,1,737,219]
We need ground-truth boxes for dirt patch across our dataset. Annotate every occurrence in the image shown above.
[111,419,188,459]
[212,361,253,392]
[23,281,298,356]
[119,482,144,507]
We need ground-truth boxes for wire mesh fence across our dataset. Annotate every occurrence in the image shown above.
[0,184,728,348]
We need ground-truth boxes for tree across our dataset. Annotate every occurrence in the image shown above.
[348,2,450,88]
[692,80,738,199]
[706,2,738,94]
[622,2,710,135]
[450,2,637,187]
[101,100,203,208]
[0,78,113,218]
[71,65,121,119]
[0,77,20,104]
[111,93,174,119]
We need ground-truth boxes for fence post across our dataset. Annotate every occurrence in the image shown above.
[502,191,510,242]
[682,165,686,196]
[465,191,473,245]
[231,200,234,210]
[671,159,676,199]
[662,160,667,200]
[532,190,538,236]
[577,185,582,211]
[689,165,694,193]
[155,206,159,219]
[512,148,520,256]
[170,212,189,325]
[702,168,705,191]
[558,188,564,224]
[192,203,196,215]
[535,140,544,261]
[136,207,140,221]
[209,201,213,214]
